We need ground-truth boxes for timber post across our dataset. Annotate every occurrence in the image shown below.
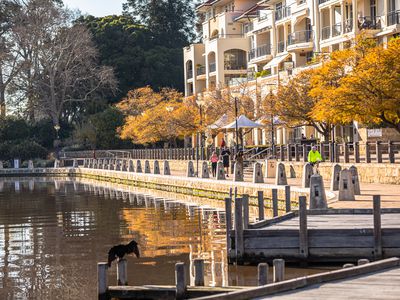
[258,263,268,286]
[257,191,265,221]
[225,197,232,255]
[194,259,205,286]
[98,263,108,300]
[373,195,382,259]
[285,185,291,213]
[117,259,128,286]
[234,197,244,265]
[273,259,285,283]
[299,196,308,258]
[272,188,278,217]
[242,194,249,229]
[175,262,186,300]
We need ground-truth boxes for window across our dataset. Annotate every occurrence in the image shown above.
[224,49,247,70]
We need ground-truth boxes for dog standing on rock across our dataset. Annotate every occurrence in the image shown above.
[107,240,140,267]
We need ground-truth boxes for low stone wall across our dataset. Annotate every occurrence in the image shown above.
[281,162,400,185]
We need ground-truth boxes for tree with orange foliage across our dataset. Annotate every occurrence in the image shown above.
[312,37,400,133]
[117,86,199,145]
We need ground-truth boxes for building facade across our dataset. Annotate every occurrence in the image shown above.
[184,0,400,145]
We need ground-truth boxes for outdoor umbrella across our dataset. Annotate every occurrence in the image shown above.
[223,115,263,130]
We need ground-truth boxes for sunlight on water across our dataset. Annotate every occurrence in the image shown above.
[0,178,329,299]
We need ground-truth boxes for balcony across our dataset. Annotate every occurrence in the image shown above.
[388,10,400,26]
[209,62,216,73]
[196,65,205,76]
[277,41,285,53]
[243,23,254,34]
[209,33,245,41]
[224,63,247,71]
[275,5,292,21]
[332,23,342,37]
[344,19,353,33]
[248,44,272,61]
[287,30,314,52]
[321,26,331,40]
[358,16,382,30]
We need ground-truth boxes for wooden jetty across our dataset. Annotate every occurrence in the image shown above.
[193,257,400,300]
[228,195,400,264]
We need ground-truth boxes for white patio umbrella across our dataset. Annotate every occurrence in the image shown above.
[208,114,229,130]
[223,115,263,130]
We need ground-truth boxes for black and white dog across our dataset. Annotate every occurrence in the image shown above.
[107,240,140,267]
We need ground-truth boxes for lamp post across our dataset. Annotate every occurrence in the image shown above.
[196,95,205,177]
[230,92,241,156]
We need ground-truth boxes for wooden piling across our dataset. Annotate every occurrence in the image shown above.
[273,259,285,282]
[257,191,264,221]
[258,263,268,286]
[117,259,128,286]
[376,141,382,163]
[194,259,205,286]
[234,198,244,265]
[242,194,249,229]
[343,263,355,268]
[354,142,360,163]
[358,259,370,266]
[272,189,278,217]
[299,196,308,258]
[285,185,291,213]
[366,142,371,163]
[225,197,232,253]
[175,262,186,300]
[98,263,108,300]
[373,195,382,259]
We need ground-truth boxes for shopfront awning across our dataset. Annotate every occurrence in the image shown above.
[263,53,290,70]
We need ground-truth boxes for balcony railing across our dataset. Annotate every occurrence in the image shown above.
[243,23,254,34]
[187,70,193,79]
[209,33,245,40]
[344,18,353,33]
[277,41,285,53]
[388,10,400,26]
[319,0,331,4]
[209,62,216,73]
[332,23,342,37]
[287,30,313,45]
[196,66,205,76]
[248,44,272,60]
[358,16,382,30]
[275,5,292,21]
[224,63,247,70]
[321,26,331,40]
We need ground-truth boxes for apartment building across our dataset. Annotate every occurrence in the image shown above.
[184,0,400,145]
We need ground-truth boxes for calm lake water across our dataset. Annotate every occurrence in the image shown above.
[0,178,330,299]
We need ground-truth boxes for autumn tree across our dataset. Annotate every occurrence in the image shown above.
[312,37,400,133]
[117,86,199,145]
[274,69,333,141]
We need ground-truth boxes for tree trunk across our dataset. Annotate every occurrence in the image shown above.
[0,88,5,117]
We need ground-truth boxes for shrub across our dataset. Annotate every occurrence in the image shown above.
[0,141,48,161]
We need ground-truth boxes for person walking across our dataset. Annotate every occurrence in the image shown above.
[308,145,322,174]
[210,151,219,177]
[220,147,231,177]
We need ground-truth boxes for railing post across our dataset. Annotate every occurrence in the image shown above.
[373,195,382,259]
[354,142,360,163]
[279,145,284,161]
[303,144,308,163]
[234,197,244,265]
[257,191,264,221]
[388,141,395,163]
[376,141,382,163]
[225,197,232,253]
[365,142,371,163]
[299,195,308,258]
[295,144,300,161]
[272,188,278,217]
[194,259,205,286]
[287,144,292,161]
[175,262,187,300]
[285,185,291,212]
[242,194,249,229]
[335,143,340,163]
[117,259,128,286]
[329,142,334,162]
[344,143,349,163]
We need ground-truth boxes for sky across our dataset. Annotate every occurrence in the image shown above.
[63,0,124,17]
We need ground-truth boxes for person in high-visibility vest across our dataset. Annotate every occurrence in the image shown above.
[308,145,322,166]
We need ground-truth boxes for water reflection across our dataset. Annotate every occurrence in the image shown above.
[0,178,328,299]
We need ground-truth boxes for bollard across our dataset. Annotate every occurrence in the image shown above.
[257,191,264,221]
[330,164,342,191]
[258,263,268,286]
[272,189,278,217]
[301,163,313,188]
[144,160,151,173]
[163,160,171,175]
[343,263,354,268]
[136,160,142,173]
[338,169,355,201]
[175,262,186,300]
[273,259,285,282]
[187,161,195,177]
[28,160,34,170]
[97,263,108,300]
[128,160,135,172]
[225,197,232,255]
[349,165,361,195]
[201,161,209,178]
[358,259,370,266]
[216,161,225,180]
[117,259,128,286]
[284,185,291,212]
[275,163,288,185]
[309,174,327,209]
[265,159,276,178]
[194,259,205,286]
[153,160,160,174]
[234,162,244,182]
[253,162,264,183]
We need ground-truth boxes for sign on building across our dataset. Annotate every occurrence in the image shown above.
[367,128,382,137]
